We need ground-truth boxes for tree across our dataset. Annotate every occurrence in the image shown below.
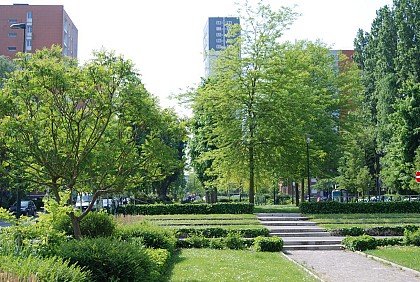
[0,46,156,238]
[353,0,420,193]
[186,1,356,203]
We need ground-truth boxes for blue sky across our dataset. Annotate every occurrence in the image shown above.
[4,0,394,115]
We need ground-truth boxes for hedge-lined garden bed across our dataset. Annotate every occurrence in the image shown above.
[300,201,420,214]
[117,202,254,215]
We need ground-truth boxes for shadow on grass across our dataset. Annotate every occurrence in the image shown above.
[160,249,186,281]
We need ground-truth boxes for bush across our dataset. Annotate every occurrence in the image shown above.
[223,232,246,250]
[52,211,116,238]
[404,228,420,246]
[375,237,403,247]
[330,226,365,236]
[252,236,283,252]
[342,235,377,251]
[0,255,91,281]
[52,237,153,282]
[115,221,177,252]
[144,248,171,280]
[117,202,254,215]
[300,201,420,214]
[330,224,420,237]
[176,226,269,239]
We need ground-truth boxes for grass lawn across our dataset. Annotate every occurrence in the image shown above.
[306,213,420,230]
[166,248,317,282]
[253,205,299,213]
[365,246,420,272]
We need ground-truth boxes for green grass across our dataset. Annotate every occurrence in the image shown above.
[365,246,420,272]
[253,205,299,213]
[166,248,317,282]
[306,213,420,230]
[145,214,258,220]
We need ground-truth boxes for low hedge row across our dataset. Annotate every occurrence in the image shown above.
[342,227,420,251]
[300,201,420,214]
[117,202,254,215]
[175,226,270,238]
[330,225,420,236]
[176,234,283,252]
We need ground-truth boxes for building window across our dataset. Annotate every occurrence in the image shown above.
[216,20,222,25]
[8,47,17,51]
[27,11,32,19]
[27,25,32,33]
[227,21,233,24]
[8,19,17,23]
[216,33,222,37]
[8,32,17,37]
[26,39,32,47]
[216,39,222,43]
[216,26,222,31]
[216,45,222,49]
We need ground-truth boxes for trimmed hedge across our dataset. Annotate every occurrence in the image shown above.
[117,202,254,215]
[300,201,420,214]
[342,235,404,251]
[175,226,270,238]
[330,225,419,237]
[252,236,284,252]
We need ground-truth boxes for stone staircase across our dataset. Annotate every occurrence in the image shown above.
[255,213,343,251]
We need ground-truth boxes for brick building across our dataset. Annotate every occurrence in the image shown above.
[0,4,77,58]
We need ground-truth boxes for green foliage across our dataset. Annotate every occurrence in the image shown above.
[375,237,404,247]
[115,221,177,252]
[252,236,284,252]
[331,225,419,237]
[0,255,91,282]
[144,248,172,280]
[342,235,377,251]
[223,232,246,250]
[176,226,269,239]
[404,227,420,246]
[300,201,420,214]
[52,237,154,282]
[118,202,254,215]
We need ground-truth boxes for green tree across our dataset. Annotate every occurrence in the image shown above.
[0,47,158,238]
[186,1,357,203]
[353,0,420,193]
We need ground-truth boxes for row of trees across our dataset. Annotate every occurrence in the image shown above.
[0,47,187,237]
[339,0,420,194]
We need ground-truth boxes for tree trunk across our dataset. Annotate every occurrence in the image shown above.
[301,179,305,203]
[69,211,82,239]
[249,145,255,204]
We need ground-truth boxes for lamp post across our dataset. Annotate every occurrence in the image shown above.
[10,23,26,218]
[10,23,26,54]
[305,134,312,202]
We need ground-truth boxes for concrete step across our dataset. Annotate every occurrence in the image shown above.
[271,232,332,237]
[282,238,344,245]
[258,216,309,221]
[260,221,317,226]
[283,244,343,251]
[254,213,303,217]
[266,226,326,233]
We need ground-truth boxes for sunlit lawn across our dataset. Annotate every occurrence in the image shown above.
[365,246,420,272]
[166,248,317,282]
[253,205,300,213]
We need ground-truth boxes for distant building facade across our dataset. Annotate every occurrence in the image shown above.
[0,4,78,58]
[203,16,240,77]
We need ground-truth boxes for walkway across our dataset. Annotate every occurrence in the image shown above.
[285,250,420,282]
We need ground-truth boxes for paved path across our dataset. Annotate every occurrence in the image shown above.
[285,250,420,282]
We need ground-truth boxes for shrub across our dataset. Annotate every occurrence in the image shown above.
[330,226,365,236]
[375,237,403,247]
[330,225,420,237]
[52,237,153,282]
[176,226,269,239]
[223,232,246,250]
[117,202,254,215]
[252,236,283,252]
[208,238,224,249]
[184,233,210,248]
[144,248,171,280]
[0,255,91,281]
[52,211,116,238]
[115,221,177,252]
[342,235,377,251]
[404,228,420,246]
[300,201,420,214]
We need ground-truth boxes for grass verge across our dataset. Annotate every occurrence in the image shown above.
[364,246,420,272]
[165,248,318,282]
[254,205,299,213]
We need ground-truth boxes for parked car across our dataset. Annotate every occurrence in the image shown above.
[9,200,37,216]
